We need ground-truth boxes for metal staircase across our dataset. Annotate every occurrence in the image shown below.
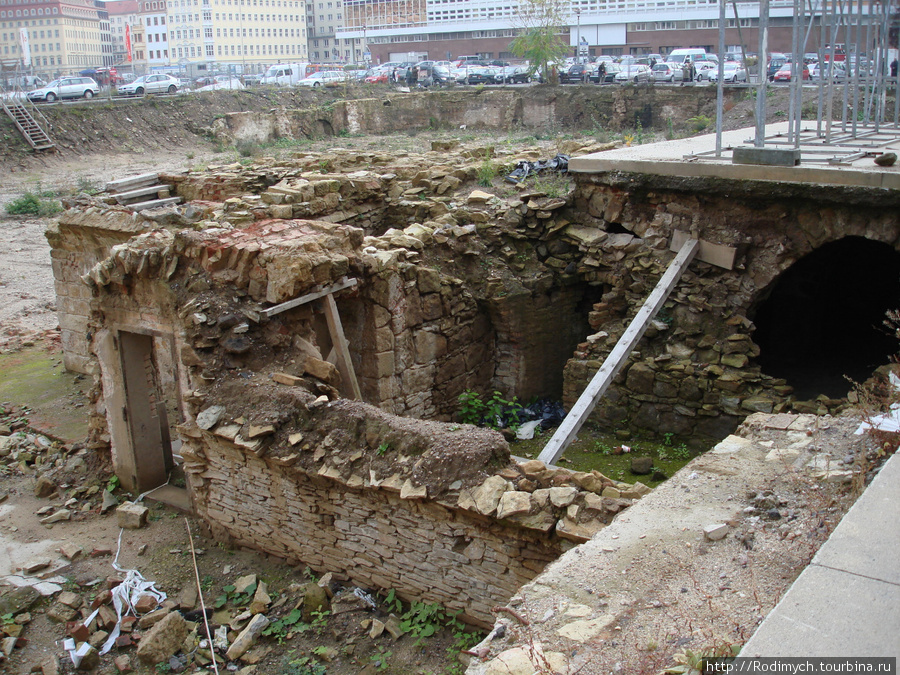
[1,96,55,150]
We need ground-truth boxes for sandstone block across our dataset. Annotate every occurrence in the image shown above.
[496,491,532,519]
[116,502,149,529]
[136,611,188,665]
[472,475,509,515]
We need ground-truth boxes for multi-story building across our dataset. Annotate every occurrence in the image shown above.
[106,0,148,71]
[306,0,362,63]
[96,0,114,66]
[210,0,309,69]
[338,0,884,65]
[0,0,108,76]
[140,0,169,68]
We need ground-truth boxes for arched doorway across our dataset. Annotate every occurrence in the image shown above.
[752,236,900,399]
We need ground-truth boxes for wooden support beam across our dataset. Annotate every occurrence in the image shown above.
[253,277,358,321]
[321,292,362,400]
[537,238,700,466]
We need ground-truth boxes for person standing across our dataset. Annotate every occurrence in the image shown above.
[598,61,606,84]
[682,58,692,84]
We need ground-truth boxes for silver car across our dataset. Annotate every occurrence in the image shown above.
[26,76,99,102]
[117,73,181,96]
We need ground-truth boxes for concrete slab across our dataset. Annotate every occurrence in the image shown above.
[740,565,900,657]
[569,121,900,191]
[811,450,900,585]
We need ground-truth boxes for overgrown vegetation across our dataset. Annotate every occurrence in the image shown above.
[458,389,525,431]
[5,186,62,216]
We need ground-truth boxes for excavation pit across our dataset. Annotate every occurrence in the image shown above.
[44,116,900,634]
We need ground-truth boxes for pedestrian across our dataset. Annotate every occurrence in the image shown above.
[682,58,691,85]
[891,59,898,80]
[598,61,606,84]
[405,66,414,87]
[690,59,697,82]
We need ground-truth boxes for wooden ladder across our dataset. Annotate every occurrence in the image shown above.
[1,97,55,151]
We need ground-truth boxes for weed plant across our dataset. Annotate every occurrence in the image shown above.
[5,186,62,216]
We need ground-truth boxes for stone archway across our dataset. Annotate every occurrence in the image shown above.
[752,236,900,399]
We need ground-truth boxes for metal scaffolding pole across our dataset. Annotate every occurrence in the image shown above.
[715,0,726,156]
[850,0,864,135]
[788,0,803,145]
[824,0,842,141]
[755,0,771,146]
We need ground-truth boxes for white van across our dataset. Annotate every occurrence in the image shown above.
[261,63,306,86]
[665,48,717,66]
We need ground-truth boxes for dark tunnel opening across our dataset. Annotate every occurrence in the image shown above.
[752,236,900,400]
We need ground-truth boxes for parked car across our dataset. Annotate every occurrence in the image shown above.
[296,71,345,87]
[767,57,788,80]
[705,62,748,83]
[808,62,846,80]
[118,73,181,96]
[652,62,677,82]
[197,77,244,91]
[496,64,532,83]
[27,76,99,102]
[364,69,389,84]
[614,64,652,83]
[772,63,809,82]
[456,64,496,85]
[693,62,721,81]
[560,63,594,84]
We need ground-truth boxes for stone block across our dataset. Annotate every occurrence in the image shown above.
[116,502,149,529]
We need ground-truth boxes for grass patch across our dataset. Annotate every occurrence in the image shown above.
[5,187,62,216]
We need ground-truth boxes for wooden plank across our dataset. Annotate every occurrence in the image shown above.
[114,184,172,203]
[321,292,362,400]
[537,238,700,466]
[669,230,737,270]
[106,172,159,193]
[130,197,182,212]
[258,277,358,320]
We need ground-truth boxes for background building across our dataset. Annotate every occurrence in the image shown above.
[0,0,108,77]
[306,0,362,63]
[338,0,888,64]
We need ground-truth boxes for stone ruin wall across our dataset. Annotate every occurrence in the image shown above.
[44,135,900,628]
[562,171,900,441]
[51,142,900,452]
[179,427,563,628]
[209,87,725,146]
[56,187,658,626]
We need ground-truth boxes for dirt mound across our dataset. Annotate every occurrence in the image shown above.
[0,86,365,174]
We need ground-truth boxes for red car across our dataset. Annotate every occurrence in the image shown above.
[364,71,389,84]
[772,63,809,82]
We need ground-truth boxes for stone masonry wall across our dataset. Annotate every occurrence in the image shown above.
[558,171,900,441]
[46,208,155,374]
[180,431,563,628]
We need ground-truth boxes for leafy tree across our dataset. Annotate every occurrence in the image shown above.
[509,0,570,85]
